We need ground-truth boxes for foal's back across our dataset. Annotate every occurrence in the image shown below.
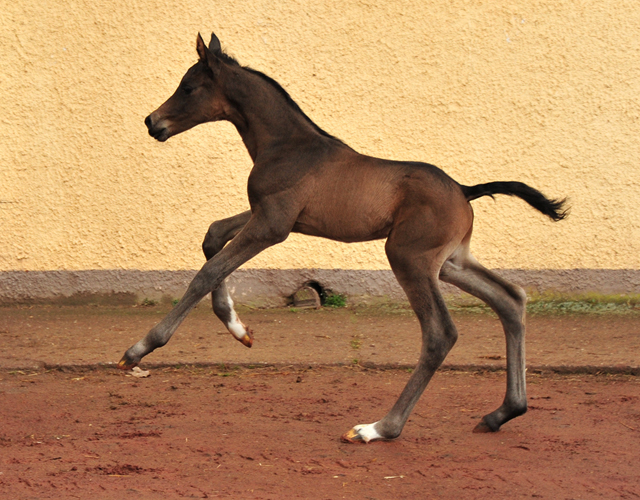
[292,144,472,244]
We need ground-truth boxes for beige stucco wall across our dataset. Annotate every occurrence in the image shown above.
[1,0,639,276]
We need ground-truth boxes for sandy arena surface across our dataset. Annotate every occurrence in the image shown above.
[0,305,639,499]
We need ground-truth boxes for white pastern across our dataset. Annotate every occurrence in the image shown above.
[352,422,383,443]
[225,295,247,340]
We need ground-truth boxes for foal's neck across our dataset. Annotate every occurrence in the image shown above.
[222,68,334,162]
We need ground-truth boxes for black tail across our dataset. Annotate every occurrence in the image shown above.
[461,181,569,221]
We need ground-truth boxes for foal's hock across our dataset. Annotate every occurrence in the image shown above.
[120,33,568,443]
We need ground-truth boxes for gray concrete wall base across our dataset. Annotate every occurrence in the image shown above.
[1,269,638,306]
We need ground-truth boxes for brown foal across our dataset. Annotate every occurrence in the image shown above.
[119,33,568,442]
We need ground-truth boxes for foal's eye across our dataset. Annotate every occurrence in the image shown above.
[182,85,194,95]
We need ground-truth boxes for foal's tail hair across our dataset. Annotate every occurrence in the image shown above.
[461,181,569,221]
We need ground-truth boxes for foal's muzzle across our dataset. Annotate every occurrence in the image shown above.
[144,114,170,142]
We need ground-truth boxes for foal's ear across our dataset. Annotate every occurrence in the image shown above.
[196,33,221,75]
[196,33,211,61]
[209,32,222,54]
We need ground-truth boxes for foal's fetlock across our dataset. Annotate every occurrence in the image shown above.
[473,402,527,433]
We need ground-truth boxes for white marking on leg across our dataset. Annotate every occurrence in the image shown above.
[352,422,383,443]
[225,295,247,340]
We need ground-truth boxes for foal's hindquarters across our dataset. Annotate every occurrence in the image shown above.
[341,176,521,442]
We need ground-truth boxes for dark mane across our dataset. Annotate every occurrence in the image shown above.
[219,50,344,144]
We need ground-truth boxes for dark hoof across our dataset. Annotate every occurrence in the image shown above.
[473,418,499,433]
[117,355,138,371]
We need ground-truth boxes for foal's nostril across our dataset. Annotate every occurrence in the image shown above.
[144,115,153,129]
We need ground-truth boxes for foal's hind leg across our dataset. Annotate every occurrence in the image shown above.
[202,211,253,347]
[440,251,528,432]
[343,241,459,443]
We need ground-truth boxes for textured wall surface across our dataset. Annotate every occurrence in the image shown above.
[1,1,639,280]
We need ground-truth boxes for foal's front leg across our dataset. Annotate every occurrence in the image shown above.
[118,215,284,369]
[202,211,253,347]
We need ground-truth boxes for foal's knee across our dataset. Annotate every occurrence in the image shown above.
[202,220,228,259]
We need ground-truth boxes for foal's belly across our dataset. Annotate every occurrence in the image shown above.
[293,188,395,243]
[291,217,392,243]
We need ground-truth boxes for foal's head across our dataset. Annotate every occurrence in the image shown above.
[145,33,232,142]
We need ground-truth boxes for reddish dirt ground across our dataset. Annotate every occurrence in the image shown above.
[0,305,639,499]
[1,305,639,371]
[1,367,639,499]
